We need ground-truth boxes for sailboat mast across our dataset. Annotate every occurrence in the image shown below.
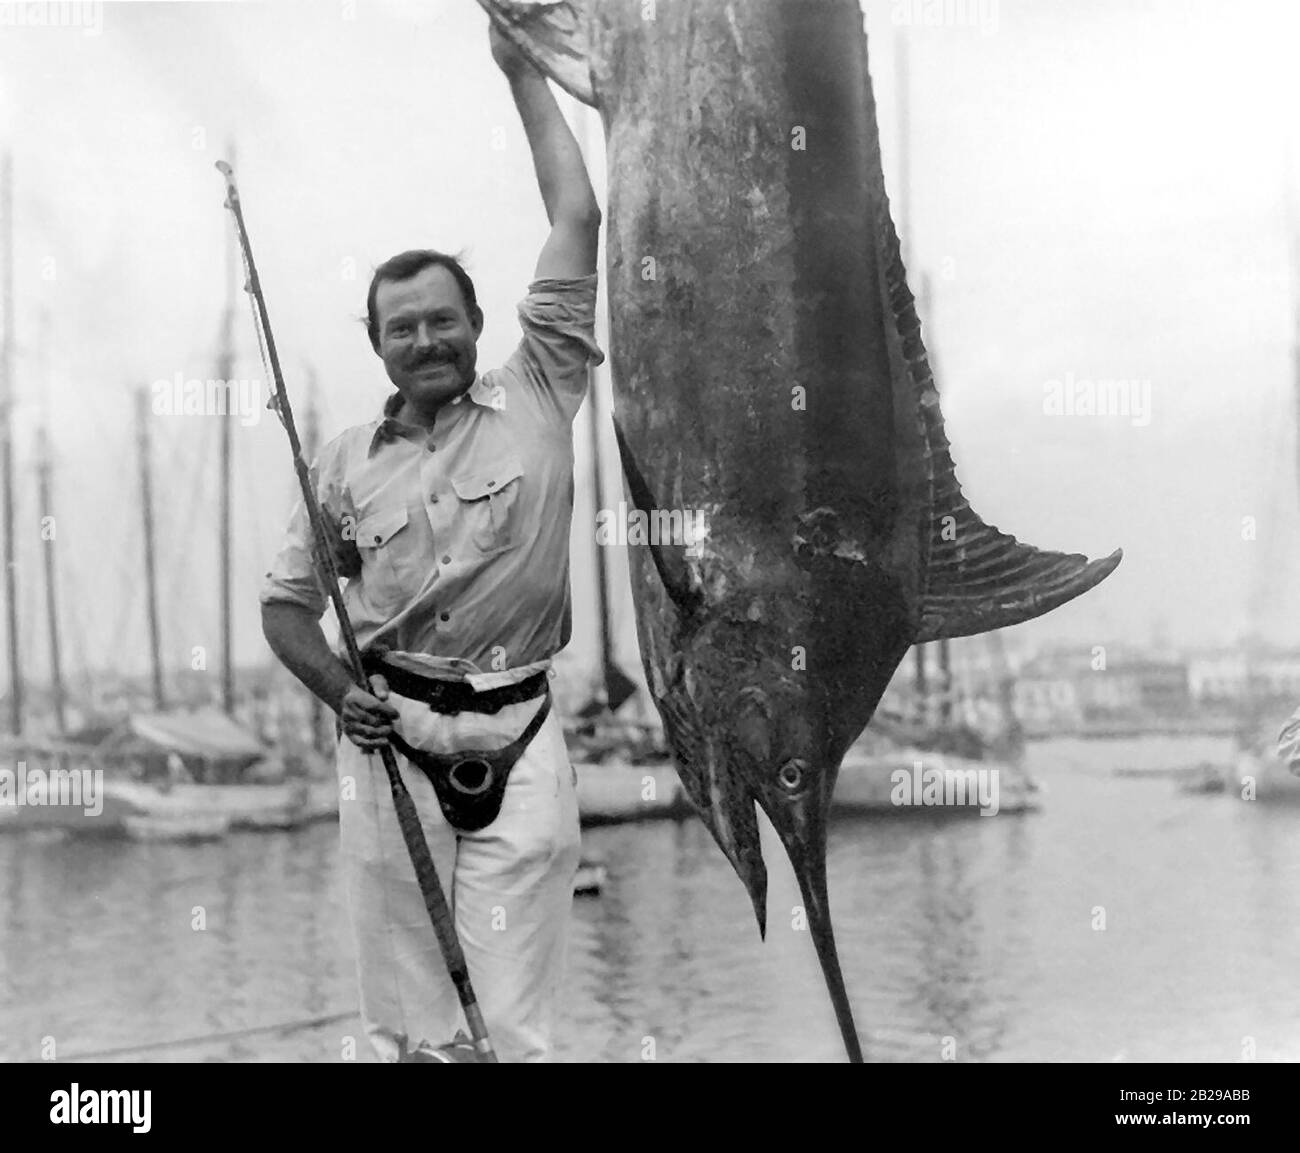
[135,386,165,711]
[1,151,21,734]
[218,144,236,716]
[36,426,65,733]
[36,311,66,734]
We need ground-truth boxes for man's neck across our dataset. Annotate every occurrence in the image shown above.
[394,379,474,429]
[394,396,441,429]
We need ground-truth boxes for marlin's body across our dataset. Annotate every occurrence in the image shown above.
[480,0,1120,1061]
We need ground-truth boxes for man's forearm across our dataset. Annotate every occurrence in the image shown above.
[262,601,355,714]
[507,68,598,227]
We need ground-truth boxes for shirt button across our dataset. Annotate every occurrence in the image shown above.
[441,555,451,565]
[486,480,495,488]
[439,611,450,622]
[429,494,439,503]
[372,534,381,544]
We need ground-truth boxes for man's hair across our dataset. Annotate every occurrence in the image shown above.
[365,249,480,352]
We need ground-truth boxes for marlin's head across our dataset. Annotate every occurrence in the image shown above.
[653,610,865,1062]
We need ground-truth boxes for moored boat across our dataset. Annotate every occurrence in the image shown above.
[833,745,1040,816]
[122,812,232,842]
[0,714,340,837]
[574,761,691,826]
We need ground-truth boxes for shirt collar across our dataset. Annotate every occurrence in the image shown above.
[368,374,503,456]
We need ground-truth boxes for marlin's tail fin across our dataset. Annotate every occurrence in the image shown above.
[476,0,595,106]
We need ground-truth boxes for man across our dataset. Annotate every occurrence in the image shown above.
[260,23,601,1063]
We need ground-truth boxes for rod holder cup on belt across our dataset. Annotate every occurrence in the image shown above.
[448,757,494,796]
[387,693,554,832]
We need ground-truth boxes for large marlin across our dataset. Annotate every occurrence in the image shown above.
[478,0,1120,1061]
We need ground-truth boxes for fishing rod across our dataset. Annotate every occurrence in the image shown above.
[215,159,496,1064]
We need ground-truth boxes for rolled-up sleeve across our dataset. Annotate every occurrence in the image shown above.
[260,493,328,617]
[260,448,357,618]
[506,274,605,425]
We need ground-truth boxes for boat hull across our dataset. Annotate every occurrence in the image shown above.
[0,777,340,838]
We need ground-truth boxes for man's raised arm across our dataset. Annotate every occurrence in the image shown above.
[491,22,600,280]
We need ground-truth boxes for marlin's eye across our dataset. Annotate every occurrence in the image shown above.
[777,759,806,792]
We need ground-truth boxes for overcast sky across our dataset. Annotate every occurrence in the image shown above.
[1,0,1299,692]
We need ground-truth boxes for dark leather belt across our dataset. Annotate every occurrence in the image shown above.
[360,652,548,716]
[358,652,552,832]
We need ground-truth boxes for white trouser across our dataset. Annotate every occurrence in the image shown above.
[335,688,581,1063]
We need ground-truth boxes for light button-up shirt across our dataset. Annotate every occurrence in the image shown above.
[260,274,603,687]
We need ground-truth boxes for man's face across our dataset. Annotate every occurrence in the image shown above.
[374,264,482,417]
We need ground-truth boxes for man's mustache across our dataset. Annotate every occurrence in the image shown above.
[406,347,458,370]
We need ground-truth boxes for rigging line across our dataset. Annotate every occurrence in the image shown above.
[103,523,143,682]
[18,457,41,680]
[38,445,85,692]
[31,432,86,694]
[62,564,92,703]
[102,476,146,642]
[235,424,269,617]
[225,327,268,651]
[151,429,190,676]
[143,412,215,676]
[149,423,197,662]
[103,412,146,679]
[160,415,213,600]
[186,418,221,659]
[58,1009,357,1062]
[69,393,139,681]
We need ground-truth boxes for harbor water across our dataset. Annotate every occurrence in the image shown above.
[2,736,1299,1063]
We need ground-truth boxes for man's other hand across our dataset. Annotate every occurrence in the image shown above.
[489,20,532,76]
[341,675,400,752]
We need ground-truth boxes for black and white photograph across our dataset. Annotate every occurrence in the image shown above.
[0,0,1294,1117]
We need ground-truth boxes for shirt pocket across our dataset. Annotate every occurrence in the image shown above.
[451,458,526,558]
[355,505,412,613]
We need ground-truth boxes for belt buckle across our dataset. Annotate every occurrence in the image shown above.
[428,682,464,716]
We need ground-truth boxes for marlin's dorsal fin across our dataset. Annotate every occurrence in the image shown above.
[884,242,1122,640]
[861,72,1121,642]
[476,0,595,107]
[898,273,1121,641]
[612,419,704,617]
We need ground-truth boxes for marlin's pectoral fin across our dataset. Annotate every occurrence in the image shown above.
[476,0,595,106]
[684,766,768,939]
[916,505,1122,643]
[612,418,705,617]
[656,681,767,935]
